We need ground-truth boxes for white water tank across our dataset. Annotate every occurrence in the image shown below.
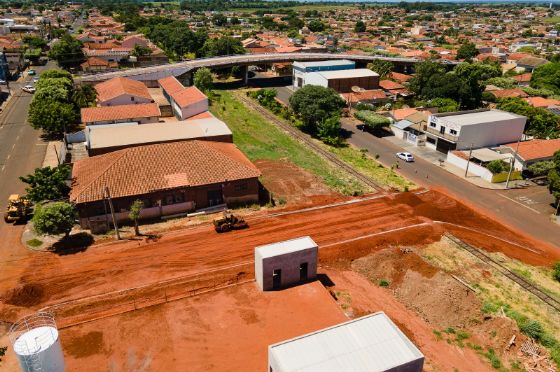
[9,312,65,372]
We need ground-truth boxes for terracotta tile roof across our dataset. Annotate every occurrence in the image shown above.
[186,111,214,121]
[70,140,261,204]
[341,90,387,101]
[95,77,153,103]
[517,56,548,68]
[490,89,528,99]
[380,80,405,90]
[388,72,412,83]
[81,56,110,67]
[158,76,207,108]
[390,108,420,121]
[503,139,560,161]
[81,103,161,124]
[512,73,532,83]
[525,97,560,108]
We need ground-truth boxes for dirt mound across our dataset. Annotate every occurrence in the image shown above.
[352,248,482,329]
[254,159,339,205]
[3,283,46,307]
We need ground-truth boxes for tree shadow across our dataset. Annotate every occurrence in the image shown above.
[49,232,94,255]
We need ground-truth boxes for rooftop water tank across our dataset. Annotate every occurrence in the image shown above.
[9,312,65,372]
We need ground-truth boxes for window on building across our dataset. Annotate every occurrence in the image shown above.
[131,96,135,101]
[429,122,436,128]
[427,137,436,145]
[165,195,174,205]
[450,129,457,135]
[439,126,446,134]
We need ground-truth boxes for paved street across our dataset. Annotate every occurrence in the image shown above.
[0,63,53,255]
[340,120,560,248]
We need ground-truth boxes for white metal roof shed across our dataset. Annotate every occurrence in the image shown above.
[316,68,379,80]
[256,236,317,259]
[269,312,424,372]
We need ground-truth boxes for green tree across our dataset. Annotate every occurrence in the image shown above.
[48,34,84,68]
[307,19,325,32]
[23,35,47,49]
[131,44,152,57]
[548,150,560,207]
[316,115,342,146]
[289,85,346,134]
[200,36,244,57]
[367,59,394,79]
[486,160,506,174]
[355,20,366,33]
[497,98,560,139]
[553,261,560,282]
[353,111,391,130]
[530,62,560,94]
[32,202,76,237]
[128,199,144,236]
[193,67,213,92]
[72,84,97,108]
[19,166,71,203]
[29,99,78,136]
[456,42,479,61]
[427,98,459,113]
[212,13,227,26]
[527,160,555,177]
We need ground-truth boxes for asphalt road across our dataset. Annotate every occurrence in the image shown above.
[0,63,53,251]
[340,120,560,248]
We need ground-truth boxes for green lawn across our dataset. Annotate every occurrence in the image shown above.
[543,16,560,24]
[209,90,368,195]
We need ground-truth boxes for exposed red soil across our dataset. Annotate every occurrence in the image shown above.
[1,190,558,322]
[254,159,344,206]
[48,282,345,372]
[324,269,493,372]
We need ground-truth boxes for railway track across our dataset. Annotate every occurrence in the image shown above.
[236,93,383,192]
[446,234,560,313]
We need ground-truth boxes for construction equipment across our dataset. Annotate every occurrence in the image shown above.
[213,212,248,233]
[4,194,32,224]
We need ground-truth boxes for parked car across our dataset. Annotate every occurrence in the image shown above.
[0,79,6,84]
[22,85,35,93]
[28,69,36,76]
[396,152,415,162]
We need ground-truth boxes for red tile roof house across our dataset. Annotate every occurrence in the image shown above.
[501,138,560,169]
[158,76,209,120]
[81,103,161,126]
[95,77,155,106]
[81,57,118,73]
[70,140,262,232]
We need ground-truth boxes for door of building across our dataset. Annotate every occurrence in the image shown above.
[300,263,308,281]
[207,189,223,207]
[273,269,282,290]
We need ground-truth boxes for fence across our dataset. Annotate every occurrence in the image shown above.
[40,261,254,329]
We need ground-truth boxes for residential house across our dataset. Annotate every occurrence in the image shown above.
[70,140,261,231]
[500,138,560,170]
[158,76,208,120]
[81,57,118,73]
[81,103,161,126]
[95,76,154,106]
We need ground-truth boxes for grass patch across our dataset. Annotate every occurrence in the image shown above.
[26,238,43,248]
[210,90,367,195]
[325,145,415,192]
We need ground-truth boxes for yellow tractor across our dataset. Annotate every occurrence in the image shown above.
[4,194,32,224]
[213,212,248,233]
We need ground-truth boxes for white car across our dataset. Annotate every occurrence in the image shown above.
[32,78,39,83]
[396,152,414,162]
[22,85,36,93]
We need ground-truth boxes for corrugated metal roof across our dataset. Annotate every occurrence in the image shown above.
[256,236,317,259]
[393,120,413,130]
[269,312,424,372]
[315,68,379,80]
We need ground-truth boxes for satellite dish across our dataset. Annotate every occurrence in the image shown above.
[351,86,365,93]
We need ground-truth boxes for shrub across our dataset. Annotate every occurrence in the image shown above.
[520,319,544,340]
[486,160,508,175]
[353,110,391,129]
[553,261,560,282]
[528,161,555,177]
[379,279,390,287]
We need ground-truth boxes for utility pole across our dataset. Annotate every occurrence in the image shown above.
[505,137,521,189]
[464,143,473,178]
[105,186,121,240]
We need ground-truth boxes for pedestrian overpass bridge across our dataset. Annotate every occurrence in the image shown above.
[77,53,455,84]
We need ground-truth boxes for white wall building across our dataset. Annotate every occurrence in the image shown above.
[269,312,424,372]
[425,109,526,153]
[292,59,355,89]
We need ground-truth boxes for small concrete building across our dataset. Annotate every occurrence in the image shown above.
[293,59,355,89]
[268,312,424,372]
[255,236,318,291]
